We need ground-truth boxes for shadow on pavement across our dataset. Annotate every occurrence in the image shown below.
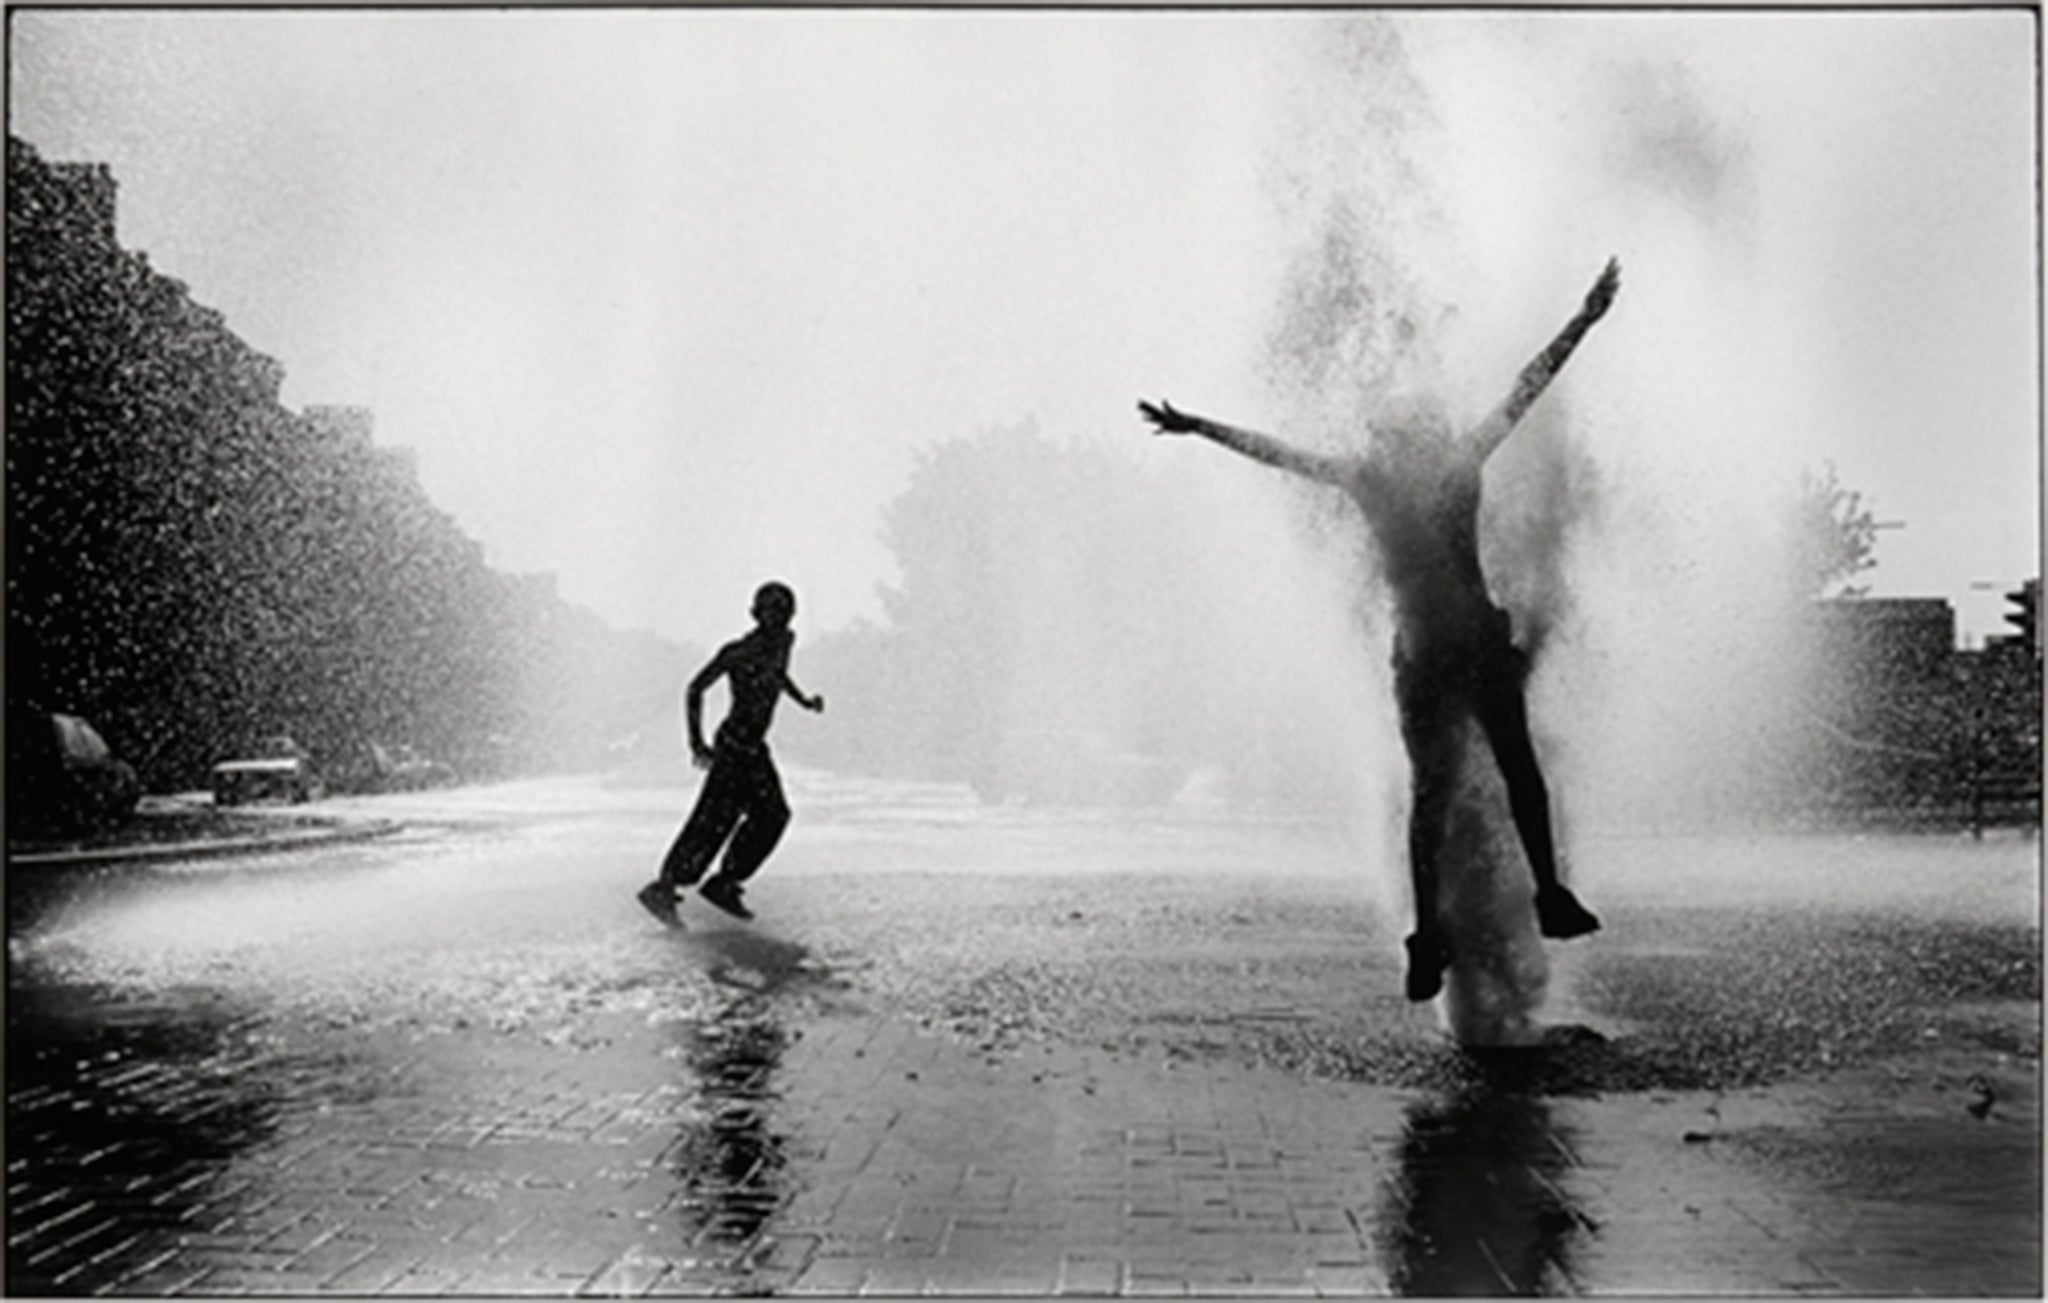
[5,981,285,1294]
[681,926,830,999]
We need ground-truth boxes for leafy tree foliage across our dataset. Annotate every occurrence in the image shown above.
[795,420,1362,808]
[1793,460,1881,598]
[6,136,679,792]
[802,422,1190,793]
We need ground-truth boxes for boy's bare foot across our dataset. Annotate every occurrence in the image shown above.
[1535,885,1601,939]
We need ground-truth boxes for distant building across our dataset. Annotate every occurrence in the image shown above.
[1797,594,2039,826]
[1988,577,2041,662]
[1806,597,1956,684]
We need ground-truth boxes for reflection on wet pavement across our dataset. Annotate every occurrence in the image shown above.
[6,865,848,1295]
[653,925,870,1277]
[672,999,790,1246]
[664,928,826,1250]
[7,792,2037,1295]
[1381,1053,1592,1296]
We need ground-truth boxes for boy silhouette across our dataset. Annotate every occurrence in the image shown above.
[638,581,823,927]
[1139,258,1620,1000]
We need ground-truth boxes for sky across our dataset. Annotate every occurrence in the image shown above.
[8,7,2040,649]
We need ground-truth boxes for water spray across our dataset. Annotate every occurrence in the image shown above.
[1250,17,1612,1046]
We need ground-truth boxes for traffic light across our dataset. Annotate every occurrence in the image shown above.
[2004,579,2039,654]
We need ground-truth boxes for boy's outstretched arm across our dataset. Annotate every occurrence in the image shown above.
[1467,257,1621,462]
[783,674,825,714]
[1138,400,1349,486]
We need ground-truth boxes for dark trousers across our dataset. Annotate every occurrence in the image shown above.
[1393,624,1562,930]
[659,743,790,888]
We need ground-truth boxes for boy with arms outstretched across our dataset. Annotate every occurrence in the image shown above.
[638,581,824,927]
[1139,258,1620,1001]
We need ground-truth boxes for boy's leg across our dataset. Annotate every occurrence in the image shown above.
[1402,733,1459,1001]
[700,752,790,919]
[716,753,790,883]
[1469,672,1600,939]
[661,762,746,887]
[1396,658,1459,1001]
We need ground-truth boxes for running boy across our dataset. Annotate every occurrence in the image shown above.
[638,582,824,926]
[1139,258,1620,1000]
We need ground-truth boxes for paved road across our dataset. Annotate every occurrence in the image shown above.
[6,774,2040,1295]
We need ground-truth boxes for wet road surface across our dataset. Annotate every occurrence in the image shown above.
[6,774,2039,1294]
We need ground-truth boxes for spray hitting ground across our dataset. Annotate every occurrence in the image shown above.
[1168,21,1616,1043]
[754,785,2038,1097]
[10,778,2038,1106]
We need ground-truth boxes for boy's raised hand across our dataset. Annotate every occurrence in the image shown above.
[1138,399,1199,435]
[1584,258,1622,321]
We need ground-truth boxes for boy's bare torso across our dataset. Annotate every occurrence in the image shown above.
[1344,443,1502,660]
[714,629,793,750]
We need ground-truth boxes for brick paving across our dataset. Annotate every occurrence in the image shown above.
[8,975,2039,1297]
[9,787,2040,1296]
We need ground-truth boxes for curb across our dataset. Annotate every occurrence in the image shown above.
[6,819,405,870]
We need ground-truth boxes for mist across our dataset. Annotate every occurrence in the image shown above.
[10,10,2031,1035]
[855,24,1804,791]
[1245,17,1831,840]
[782,14,1867,1042]
[1246,18,1835,1036]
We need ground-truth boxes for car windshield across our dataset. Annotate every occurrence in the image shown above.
[51,715,110,765]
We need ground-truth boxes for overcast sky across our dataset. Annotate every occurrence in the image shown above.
[9,8,2039,648]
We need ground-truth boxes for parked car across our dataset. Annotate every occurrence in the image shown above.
[211,735,322,806]
[7,708,142,834]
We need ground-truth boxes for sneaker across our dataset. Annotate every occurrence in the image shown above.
[1404,931,1451,1003]
[1535,886,1601,940]
[637,881,683,929]
[699,878,755,921]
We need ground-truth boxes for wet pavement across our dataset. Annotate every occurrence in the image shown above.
[5,775,2041,1295]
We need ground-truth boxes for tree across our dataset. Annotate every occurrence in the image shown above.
[798,419,1379,809]
[792,422,1207,797]
[6,135,686,791]
[1792,461,1882,598]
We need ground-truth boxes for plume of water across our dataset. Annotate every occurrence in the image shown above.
[1250,15,1815,1043]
